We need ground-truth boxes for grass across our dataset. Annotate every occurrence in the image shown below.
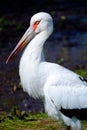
[75,69,87,78]
[0,112,64,130]
[0,112,87,130]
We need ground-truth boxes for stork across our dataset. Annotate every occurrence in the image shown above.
[6,12,87,130]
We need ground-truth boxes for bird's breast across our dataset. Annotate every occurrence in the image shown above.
[19,58,44,98]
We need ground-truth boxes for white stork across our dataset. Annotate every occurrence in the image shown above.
[6,12,87,130]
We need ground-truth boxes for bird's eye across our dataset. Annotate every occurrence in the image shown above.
[34,21,40,25]
[33,21,40,30]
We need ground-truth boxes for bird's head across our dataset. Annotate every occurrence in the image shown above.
[6,12,53,64]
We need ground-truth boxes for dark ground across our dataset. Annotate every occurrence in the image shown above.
[0,0,87,113]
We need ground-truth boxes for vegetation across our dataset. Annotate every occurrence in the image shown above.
[0,111,87,130]
[75,69,87,78]
[0,111,64,130]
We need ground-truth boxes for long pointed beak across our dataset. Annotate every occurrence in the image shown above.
[6,27,35,64]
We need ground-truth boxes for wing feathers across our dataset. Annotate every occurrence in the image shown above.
[60,108,87,120]
[44,83,87,110]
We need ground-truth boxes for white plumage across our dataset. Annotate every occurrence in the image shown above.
[6,12,87,130]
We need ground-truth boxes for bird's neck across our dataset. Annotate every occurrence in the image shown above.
[20,31,49,65]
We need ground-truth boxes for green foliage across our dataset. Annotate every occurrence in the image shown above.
[75,69,87,78]
[0,111,87,130]
[0,111,63,130]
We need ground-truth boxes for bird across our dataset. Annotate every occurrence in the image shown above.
[6,12,87,130]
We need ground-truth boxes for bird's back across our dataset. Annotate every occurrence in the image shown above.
[39,62,87,110]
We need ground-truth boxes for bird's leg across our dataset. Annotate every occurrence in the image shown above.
[67,126,71,130]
